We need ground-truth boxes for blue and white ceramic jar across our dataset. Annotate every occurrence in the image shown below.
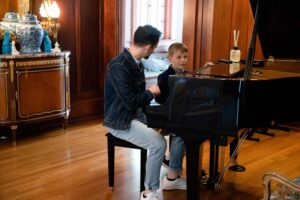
[0,11,20,33]
[16,13,43,53]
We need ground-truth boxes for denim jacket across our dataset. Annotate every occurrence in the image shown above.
[103,49,154,130]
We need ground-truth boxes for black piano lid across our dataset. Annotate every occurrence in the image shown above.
[250,0,300,59]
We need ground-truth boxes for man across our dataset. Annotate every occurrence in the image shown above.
[104,25,186,200]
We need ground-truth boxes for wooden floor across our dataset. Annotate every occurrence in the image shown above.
[0,119,299,200]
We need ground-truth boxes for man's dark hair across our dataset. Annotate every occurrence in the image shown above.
[133,25,161,46]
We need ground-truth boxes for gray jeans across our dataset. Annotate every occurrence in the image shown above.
[108,119,166,190]
[108,116,185,191]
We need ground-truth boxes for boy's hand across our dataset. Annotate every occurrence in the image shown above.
[148,84,161,96]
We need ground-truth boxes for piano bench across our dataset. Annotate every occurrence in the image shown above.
[106,132,147,192]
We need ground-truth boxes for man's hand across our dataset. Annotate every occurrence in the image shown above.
[148,84,161,96]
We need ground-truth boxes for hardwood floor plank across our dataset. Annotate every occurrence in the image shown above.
[0,119,299,200]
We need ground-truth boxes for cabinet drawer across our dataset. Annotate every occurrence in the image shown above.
[17,68,66,118]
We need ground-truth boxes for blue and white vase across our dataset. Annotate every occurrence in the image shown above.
[16,13,43,54]
[0,11,19,33]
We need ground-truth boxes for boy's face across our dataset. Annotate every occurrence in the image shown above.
[168,50,188,70]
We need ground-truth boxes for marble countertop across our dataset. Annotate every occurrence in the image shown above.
[0,51,71,59]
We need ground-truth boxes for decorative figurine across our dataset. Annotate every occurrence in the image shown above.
[2,31,12,54]
[11,40,20,55]
[42,30,52,53]
[52,41,61,53]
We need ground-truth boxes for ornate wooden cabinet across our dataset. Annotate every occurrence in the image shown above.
[0,51,71,145]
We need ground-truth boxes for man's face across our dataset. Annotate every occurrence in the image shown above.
[168,50,188,70]
[143,43,158,59]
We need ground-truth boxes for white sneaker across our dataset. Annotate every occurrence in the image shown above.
[162,176,187,190]
[140,191,163,200]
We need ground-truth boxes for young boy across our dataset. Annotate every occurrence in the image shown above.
[155,43,188,104]
[155,43,208,188]
[154,43,188,189]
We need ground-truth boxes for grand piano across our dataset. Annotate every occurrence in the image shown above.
[146,0,300,200]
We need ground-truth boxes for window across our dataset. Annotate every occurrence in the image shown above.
[122,0,184,52]
[132,0,169,39]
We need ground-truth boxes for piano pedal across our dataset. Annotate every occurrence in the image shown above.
[199,169,209,187]
[200,177,209,189]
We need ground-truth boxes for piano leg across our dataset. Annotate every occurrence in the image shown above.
[207,137,220,189]
[183,136,208,200]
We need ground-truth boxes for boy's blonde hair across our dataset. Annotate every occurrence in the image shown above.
[168,43,188,56]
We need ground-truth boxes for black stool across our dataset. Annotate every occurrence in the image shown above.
[106,132,147,191]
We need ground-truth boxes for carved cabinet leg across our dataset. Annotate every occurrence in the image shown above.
[11,125,18,146]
